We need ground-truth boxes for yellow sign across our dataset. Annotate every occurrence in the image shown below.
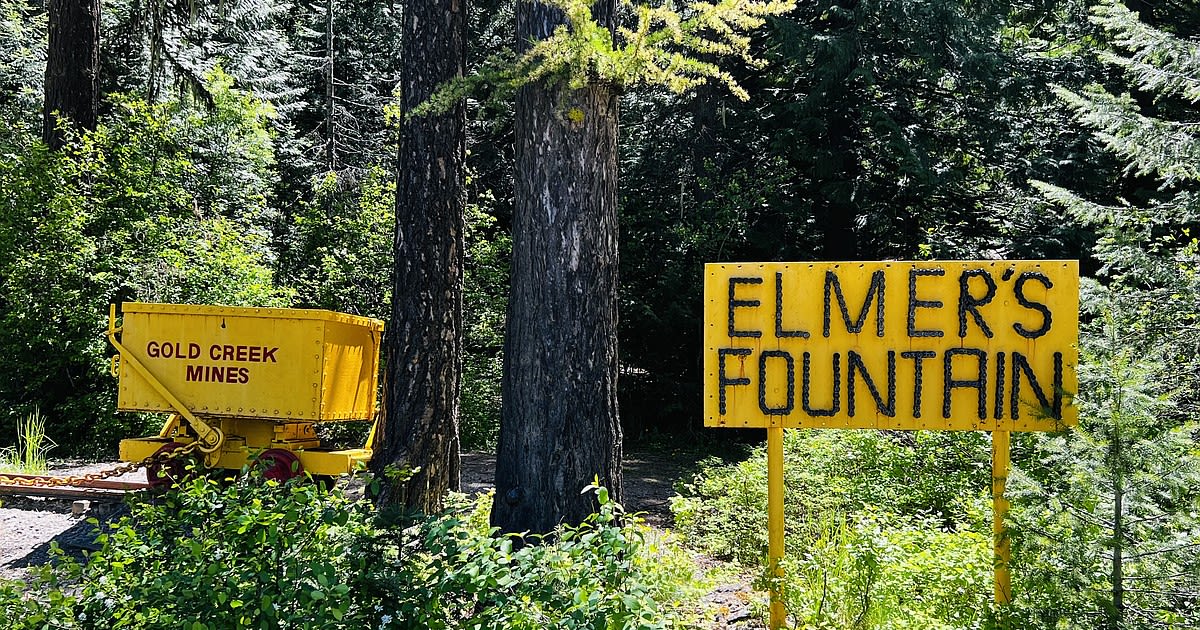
[703,261,1078,431]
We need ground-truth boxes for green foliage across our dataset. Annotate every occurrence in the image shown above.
[414,0,795,116]
[1020,6,1200,622]
[672,431,996,627]
[672,430,989,564]
[1006,306,1200,629]
[784,510,991,630]
[0,408,54,474]
[0,480,698,629]
[283,168,396,318]
[364,484,696,628]
[0,73,293,453]
[460,201,511,449]
[0,0,43,128]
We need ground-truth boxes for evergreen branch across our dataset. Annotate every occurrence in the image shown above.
[1053,85,1200,186]
[410,0,794,117]
[1092,0,1200,103]
[1119,541,1200,561]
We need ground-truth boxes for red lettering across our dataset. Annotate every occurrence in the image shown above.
[147,341,160,358]
[262,347,278,363]
[186,365,203,381]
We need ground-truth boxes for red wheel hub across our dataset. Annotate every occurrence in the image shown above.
[254,448,303,482]
[146,441,196,489]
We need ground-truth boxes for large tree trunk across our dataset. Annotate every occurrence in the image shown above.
[371,0,466,514]
[490,0,623,535]
[43,0,100,150]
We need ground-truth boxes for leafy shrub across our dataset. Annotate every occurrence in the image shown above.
[672,430,997,628]
[783,509,991,630]
[0,71,292,454]
[672,429,990,564]
[1,477,697,629]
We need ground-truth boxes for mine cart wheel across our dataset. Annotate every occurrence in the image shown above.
[253,448,304,482]
[146,442,198,490]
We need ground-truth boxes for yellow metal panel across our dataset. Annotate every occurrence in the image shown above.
[993,430,1012,604]
[703,261,1079,431]
[296,449,372,476]
[766,427,787,628]
[319,319,382,421]
[116,303,382,423]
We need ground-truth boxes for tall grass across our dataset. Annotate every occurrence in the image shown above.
[0,408,56,474]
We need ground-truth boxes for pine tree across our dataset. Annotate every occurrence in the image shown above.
[43,0,100,149]
[371,0,467,514]
[1020,2,1200,626]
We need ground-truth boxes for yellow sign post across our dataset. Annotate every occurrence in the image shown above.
[703,261,1078,628]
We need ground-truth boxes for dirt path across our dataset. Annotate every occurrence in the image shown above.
[2,451,764,628]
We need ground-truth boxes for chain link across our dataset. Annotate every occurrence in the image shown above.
[0,441,202,489]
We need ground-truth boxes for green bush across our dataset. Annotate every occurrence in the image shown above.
[671,429,990,564]
[0,476,697,629]
[0,71,293,454]
[783,509,992,630]
[671,430,998,628]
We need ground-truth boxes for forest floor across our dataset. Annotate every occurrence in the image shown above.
[0,450,766,629]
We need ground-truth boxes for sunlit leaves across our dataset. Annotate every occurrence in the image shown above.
[412,0,795,116]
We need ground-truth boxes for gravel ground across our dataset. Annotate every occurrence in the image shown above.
[1,451,765,628]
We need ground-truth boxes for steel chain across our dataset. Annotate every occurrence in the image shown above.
[0,440,202,489]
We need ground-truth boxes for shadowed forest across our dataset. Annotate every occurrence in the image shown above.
[1,0,1198,627]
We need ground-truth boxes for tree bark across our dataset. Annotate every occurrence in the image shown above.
[43,0,100,150]
[371,0,466,514]
[491,0,623,534]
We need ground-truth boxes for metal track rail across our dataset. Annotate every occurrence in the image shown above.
[0,474,149,500]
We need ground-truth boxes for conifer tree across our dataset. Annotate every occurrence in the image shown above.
[371,0,466,513]
[1021,2,1200,626]
[43,0,99,149]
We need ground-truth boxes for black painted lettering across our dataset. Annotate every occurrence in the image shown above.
[943,348,988,420]
[185,364,202,381]
[262,347,278,363]
[758,350,795,415]
[147,341,160,358]
[907,268,945,338]
[901,351,936,418]
[1013,272,1053,338]
[957,269,996,338]
[823,270,885,337]
[802,352,841,417]
[847,351,896,417]
[994,352,1006,419]
[1011,351,1063,420]
[718,348,753,415]
[728,277,763,338]
[775,273,809,339]
[188,343,201,359]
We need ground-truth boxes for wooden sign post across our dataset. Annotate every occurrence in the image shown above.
[703,261,1078,628]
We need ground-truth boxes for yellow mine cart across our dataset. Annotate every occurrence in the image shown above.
[107,302,383,486]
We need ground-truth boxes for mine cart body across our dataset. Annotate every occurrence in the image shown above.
[109,302,383,478]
